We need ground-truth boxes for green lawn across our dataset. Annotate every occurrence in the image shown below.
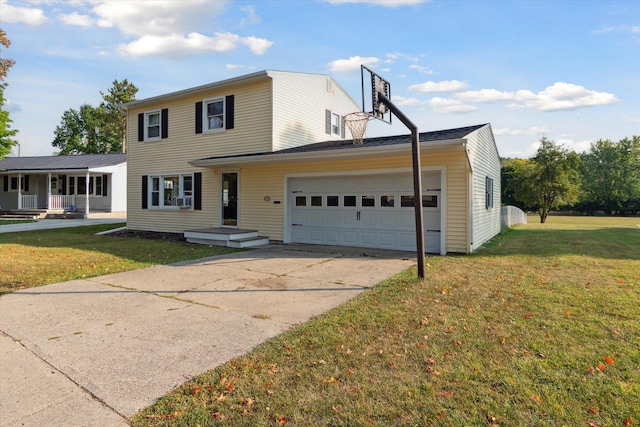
[0,219,38,225]
[0,223,237,296]
[131,216,640,426]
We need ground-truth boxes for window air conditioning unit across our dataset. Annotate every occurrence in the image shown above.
[175,196,193,208]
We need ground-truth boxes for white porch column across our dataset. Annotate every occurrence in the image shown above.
[47,173,51,210]
[17,173,22,209]
[85,171,90,215]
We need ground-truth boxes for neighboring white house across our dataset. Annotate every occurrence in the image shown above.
[0,153,127,216]
[123,70,501,254]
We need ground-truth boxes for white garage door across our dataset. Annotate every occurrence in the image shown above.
[290,172,442,253]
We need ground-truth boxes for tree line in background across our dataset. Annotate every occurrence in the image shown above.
[502,136,640,222]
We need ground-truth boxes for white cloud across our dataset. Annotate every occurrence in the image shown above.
[392,95,425,108]
[2,97,22,113]
[428,97,477,114]
[239,5,261,26]
[92,0,225,37]
[240,36,273,55]
[455,82,618,111]
[633,26,640,33]
[118,32,267,57]
[329,56,380,72]
[59,12,93,27]
[409,64,436,75]
[555,136,592,153]
[1,1,48,26]
[324,0,428,7]
[519,82,618,111]
[409,80,468,93]
[493,126,551,136]
[455,88,535,102]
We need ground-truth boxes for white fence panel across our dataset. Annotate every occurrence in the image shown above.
[501,205,527,228]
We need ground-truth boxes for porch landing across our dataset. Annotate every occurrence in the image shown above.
[184,228,270,249]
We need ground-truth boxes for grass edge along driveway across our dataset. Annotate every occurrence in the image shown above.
[131,216,640,426]
[0,223,238,296]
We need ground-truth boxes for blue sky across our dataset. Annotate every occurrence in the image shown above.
[2,0,639,157]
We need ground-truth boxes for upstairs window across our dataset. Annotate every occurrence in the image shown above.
[146,110,161,140]
[331,112,341,136]
[325,110,345,138]
[205,97,225,131]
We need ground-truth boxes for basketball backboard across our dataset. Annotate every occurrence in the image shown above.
[361,65,392,124]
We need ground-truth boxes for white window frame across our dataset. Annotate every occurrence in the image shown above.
[148,173,194,210]
[68,175,104,197]
[8,175,28,192]
[486,176,494,209]
[331,112,341,136]
[203,97,225,133]
[145,109,161,141]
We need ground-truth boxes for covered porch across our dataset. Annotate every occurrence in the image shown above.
[1,153,127,217]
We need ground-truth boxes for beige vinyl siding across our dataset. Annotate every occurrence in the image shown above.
[270,72,360,151]
[236,151,469,253]
[466,124,501,250]
[126,80,273,233]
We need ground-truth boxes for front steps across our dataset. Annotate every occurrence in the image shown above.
[184,228,270,249]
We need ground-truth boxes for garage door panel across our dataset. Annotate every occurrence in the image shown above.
[290,173,442,253]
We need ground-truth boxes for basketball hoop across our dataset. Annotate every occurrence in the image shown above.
[344,111,371,145]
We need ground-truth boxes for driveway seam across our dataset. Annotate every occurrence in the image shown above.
[0,331,127,423]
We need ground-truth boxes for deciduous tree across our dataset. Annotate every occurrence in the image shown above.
[507,137,581,223]
[51,80,138,154]
[0,28,18,159]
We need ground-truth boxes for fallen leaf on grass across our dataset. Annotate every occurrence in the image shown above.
[589,407,599,414]
[277,416,290,425]
[623,418,633,425]
[532,394,542,403]
[604,355,615,365]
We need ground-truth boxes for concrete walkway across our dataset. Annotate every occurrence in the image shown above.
[0,244,415,426]
[0,218,126,233]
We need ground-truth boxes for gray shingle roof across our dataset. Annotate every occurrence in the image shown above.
[277,123,487,154]
[193,123,488,163]
[0,153,126,172]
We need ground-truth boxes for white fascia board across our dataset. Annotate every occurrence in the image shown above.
[190,139,466,168]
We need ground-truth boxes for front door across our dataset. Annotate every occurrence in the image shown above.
[221,172,238,227]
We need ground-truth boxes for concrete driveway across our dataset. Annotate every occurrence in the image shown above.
[0,244,415,426]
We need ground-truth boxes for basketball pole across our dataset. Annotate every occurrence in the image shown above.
[376,92,426,279]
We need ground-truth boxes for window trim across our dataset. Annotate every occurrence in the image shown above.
[203,97,225,133]
[144,109,162,141]
[147,173,195,210]
[486,176,494,210]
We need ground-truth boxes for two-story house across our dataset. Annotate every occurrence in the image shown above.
[123,70,501,254]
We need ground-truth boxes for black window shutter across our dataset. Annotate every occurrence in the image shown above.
[103,174,108,196]
[3,176,8,192]
[24,175,29,192]
[61,175,67,195]
[225,95,235,129]
[69,177,75,195]
[195,102,203,134]
[194,172,202,210]
[161,108,168,139]
[142,175,148,209]
[325,109,331,134]
[341,116,345,138]
[138,113,144,141]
